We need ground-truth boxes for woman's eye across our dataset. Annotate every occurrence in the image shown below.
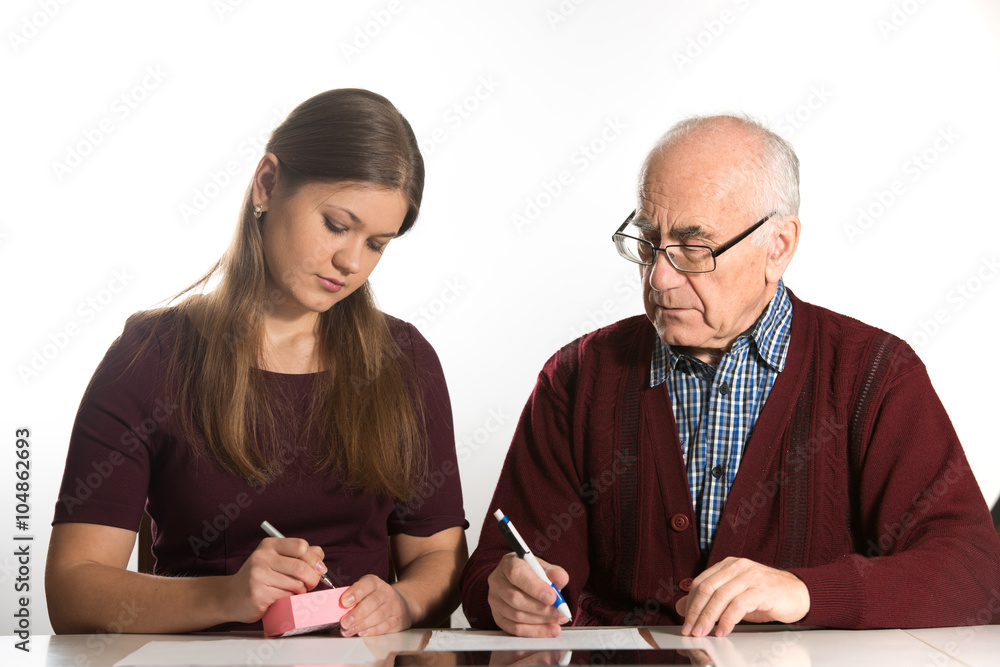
[367,241,386,254]
[323,218,346,234]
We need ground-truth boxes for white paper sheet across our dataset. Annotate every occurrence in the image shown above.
[114,636,376,666]
[423,627,655,652]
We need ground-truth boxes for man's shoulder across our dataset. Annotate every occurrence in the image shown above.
[541,315,652,385]
[793,294,885,337]
[790,292,921,375]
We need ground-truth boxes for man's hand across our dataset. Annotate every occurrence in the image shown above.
[487,553,571,637]
[675,557,810,637]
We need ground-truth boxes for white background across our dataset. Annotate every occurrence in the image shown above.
[2,0,999,638]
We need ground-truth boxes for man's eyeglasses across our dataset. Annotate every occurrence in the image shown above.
[612,209,776,273]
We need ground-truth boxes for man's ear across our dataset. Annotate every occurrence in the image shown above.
[764,214,800,284]
[251,153,280,212]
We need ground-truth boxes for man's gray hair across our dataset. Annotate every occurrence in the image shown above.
[642,114,800,246]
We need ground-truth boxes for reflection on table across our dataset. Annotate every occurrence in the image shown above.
[7,624,998,666]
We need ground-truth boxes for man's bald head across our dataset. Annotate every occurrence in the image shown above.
[640,115,800,236]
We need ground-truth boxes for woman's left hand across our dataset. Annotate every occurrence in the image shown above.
[338,575,413,637]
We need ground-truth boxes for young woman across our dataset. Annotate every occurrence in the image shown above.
[46,89,468,635]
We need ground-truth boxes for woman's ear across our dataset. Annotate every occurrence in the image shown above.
[251,153,280,213]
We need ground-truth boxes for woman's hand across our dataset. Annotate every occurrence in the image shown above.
[223,537,329,623]
[338,575,414,637]
[337,527,468,636]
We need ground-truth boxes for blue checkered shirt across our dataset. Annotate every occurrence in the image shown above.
[650,281,793,552]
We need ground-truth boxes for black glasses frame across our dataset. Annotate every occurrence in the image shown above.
[612,209,776,273]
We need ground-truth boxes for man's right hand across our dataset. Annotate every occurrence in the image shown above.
[486,552,571,637]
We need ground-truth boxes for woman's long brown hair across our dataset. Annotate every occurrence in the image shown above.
[136,89,427,499]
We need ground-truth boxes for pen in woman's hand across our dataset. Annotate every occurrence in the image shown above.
[260,520,334,589]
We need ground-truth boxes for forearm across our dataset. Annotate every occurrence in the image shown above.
[792,538,1000,629]
[46,561,231,634]
[392,547,467,627]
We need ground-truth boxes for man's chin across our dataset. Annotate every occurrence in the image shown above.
[653,325,712,351]
[649,313,706,342]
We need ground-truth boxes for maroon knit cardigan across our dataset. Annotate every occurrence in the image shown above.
[461,293,1000,629]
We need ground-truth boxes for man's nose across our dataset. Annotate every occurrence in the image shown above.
[647,249,688,291]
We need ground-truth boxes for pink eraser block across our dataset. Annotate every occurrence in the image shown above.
[262,586,354,637]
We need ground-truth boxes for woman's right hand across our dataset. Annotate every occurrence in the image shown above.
[223,536,329,623]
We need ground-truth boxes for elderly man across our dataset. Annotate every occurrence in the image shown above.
[460,115,1000,638]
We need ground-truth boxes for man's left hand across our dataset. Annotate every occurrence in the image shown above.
[675,557,810,637]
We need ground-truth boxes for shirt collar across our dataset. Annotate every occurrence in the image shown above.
[649,280,793,387]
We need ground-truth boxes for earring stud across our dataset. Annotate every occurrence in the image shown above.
[253,204,263,219]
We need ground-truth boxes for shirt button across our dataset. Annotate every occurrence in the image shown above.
[711,465,724,479]
[718,381,730,395]
[679,577,693,592]
[670,514,689,531]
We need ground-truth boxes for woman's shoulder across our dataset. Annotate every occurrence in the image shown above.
[383,313,418,347]
[383,314,438,362]
[122,305,184,333]
[109,302,202,367]
[121,305,186,342]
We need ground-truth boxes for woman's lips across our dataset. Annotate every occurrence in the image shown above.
[318,275,345,292]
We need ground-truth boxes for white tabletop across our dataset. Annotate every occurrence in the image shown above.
[5,625,999,666]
